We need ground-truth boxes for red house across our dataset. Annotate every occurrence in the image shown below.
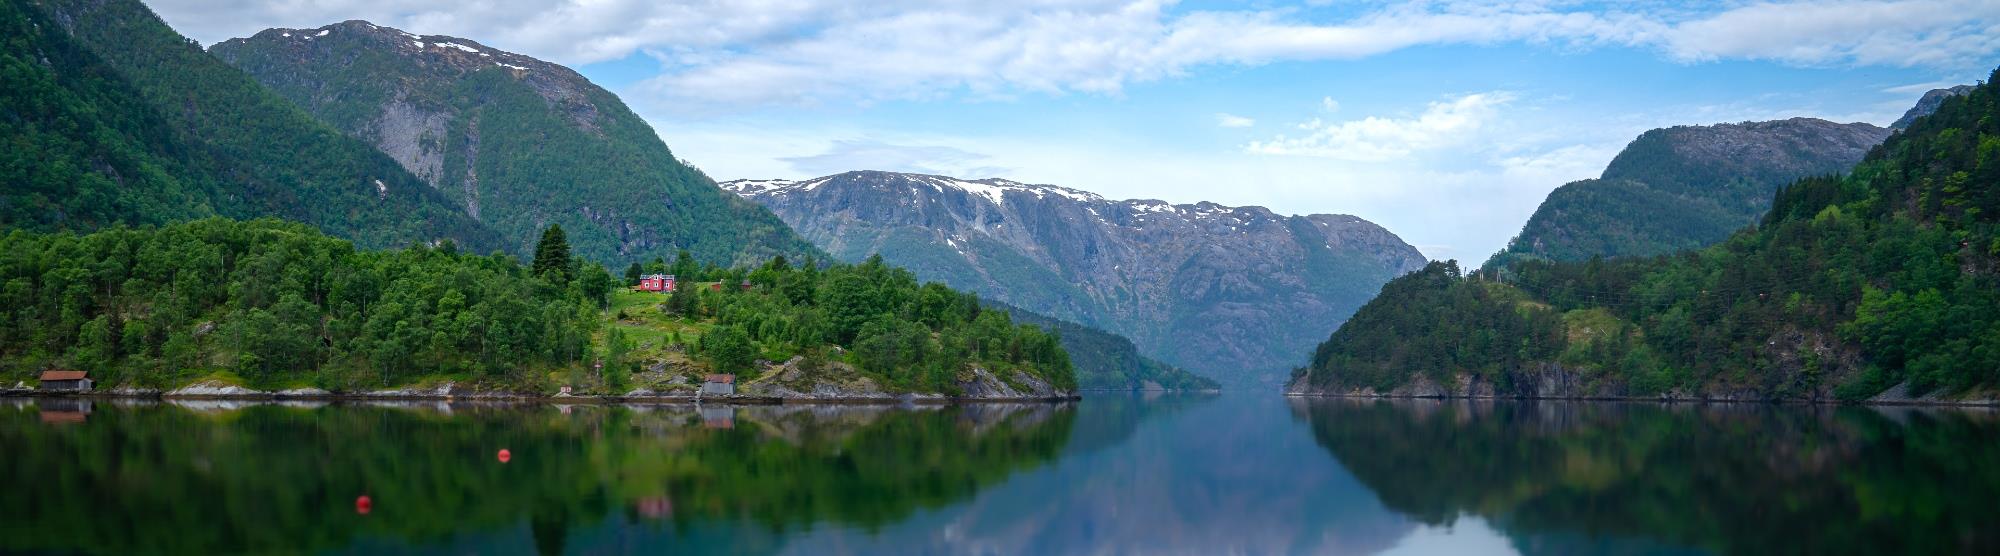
[635,274,675,292]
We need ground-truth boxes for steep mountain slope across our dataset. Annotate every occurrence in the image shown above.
[1891,85,1973,129]
[3,0,499,251]
[210,21,819,265]
[1292,69,2000,402]
[724,171,1428,385]
[1488,118,1890,267]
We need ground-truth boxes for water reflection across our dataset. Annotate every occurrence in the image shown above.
[1290,398,2000,555]
[6,395,1987,555]
[0,399,1080,555]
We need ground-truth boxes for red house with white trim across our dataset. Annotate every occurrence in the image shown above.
[636,274,676,292]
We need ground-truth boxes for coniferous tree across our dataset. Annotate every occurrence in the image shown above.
[670,249,699,281]
[624,263,643,286]
[532,224,573,286]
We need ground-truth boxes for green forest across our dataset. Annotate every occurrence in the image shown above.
[605,251,1077,394]
[0,218,1074,395]
[1299,69,2000,401]
[0,219,603,391]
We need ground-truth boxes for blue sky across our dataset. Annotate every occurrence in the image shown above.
[154,0,2000,260]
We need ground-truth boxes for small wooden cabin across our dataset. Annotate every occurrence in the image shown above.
[701,374,735,395]
[37,370,91,392]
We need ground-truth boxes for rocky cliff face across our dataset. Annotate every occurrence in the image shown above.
[723,171,1428,386]
[1488,117,1891,267]
[1891,85,1974,130]
[210,21,819,264]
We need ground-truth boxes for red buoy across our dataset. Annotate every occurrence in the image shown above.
[355,495,372,515]
[498,448,512,463]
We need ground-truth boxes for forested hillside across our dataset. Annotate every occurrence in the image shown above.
[211,21,820,265]
[1,0,499,251]
[0,219,1073,396]
[1293,69,2000,402]
[1487,118,1890,268]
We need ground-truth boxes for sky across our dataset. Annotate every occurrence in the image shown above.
[150,0,2000,261]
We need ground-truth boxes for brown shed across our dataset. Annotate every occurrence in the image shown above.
[37,370,92,392]
[701,374,736,395]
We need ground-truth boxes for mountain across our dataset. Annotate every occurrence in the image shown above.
[1,0,499,251]
[989,301,1219,391]
[723,171,1428,386]
[1291,68,2000,402]
[1487,118,1891,268]
[1891,85,1974,129]
[209,21,819,265]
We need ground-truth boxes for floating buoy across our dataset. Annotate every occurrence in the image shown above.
[498,448,512,463]
[355,495,372,515]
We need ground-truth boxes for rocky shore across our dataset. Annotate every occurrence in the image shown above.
[1283,365,2000,407]
[1,360,1079,405]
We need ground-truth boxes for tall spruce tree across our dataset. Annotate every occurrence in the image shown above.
[532,224,573,286]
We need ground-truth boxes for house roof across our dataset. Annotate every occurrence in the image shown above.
[39,370,87,381]
[703,374,735,384]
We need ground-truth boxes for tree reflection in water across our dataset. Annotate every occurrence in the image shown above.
[1291,398,2000,555]
[0,400,1076,555]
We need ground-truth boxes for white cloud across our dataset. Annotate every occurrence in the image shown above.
[1320,96,1341,112]
[148,0,2000,112]
[1217,113,1257,127]
[778,139,1009,178]
[1662,0,2000,67]
[1246,92,1514,160]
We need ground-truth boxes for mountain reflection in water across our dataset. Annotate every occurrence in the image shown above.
[1,395,1993,555]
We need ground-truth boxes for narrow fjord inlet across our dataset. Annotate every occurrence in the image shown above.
[4,0,1999,553]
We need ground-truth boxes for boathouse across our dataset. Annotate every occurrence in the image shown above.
[701,374,735,395]
[37,370,92,392]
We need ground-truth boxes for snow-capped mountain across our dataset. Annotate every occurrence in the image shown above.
[723,171,1427,386]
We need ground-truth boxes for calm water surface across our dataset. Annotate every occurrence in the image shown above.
[1,395,1995,555]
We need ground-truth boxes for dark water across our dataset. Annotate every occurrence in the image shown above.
[1,395,1995,555]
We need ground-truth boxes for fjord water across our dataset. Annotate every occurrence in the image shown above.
[1,396,1994,555]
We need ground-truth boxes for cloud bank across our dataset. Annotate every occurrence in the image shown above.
[152,0,2000,111]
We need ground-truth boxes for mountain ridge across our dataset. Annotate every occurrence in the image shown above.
[1487,117,1891,268]
[210,20,821,265]
[723,170,1428,386]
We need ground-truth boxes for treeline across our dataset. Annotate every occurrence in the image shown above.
[0,218,1077,394]
[1301,69,2000,400]
[623,254,1077,393]
[0,218,609,390]
[1301,261,1565,393]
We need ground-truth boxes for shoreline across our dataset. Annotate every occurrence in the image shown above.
[0,389,1079,405]
[1281,391,2000,408]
